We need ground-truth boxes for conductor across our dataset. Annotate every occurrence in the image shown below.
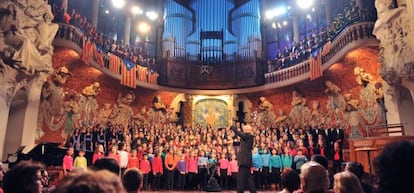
[231,124,257,193]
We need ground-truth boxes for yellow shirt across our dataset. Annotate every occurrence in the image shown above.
[73,156,87,169]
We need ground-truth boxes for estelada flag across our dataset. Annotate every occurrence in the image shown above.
[309,48,323,81]
[121,60,137,88]
[109,54,121,74]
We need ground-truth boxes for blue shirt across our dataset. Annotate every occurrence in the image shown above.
[261,153,271,167]
[269,154,283,170]
[252,153,262,169]
[198,156,208,167]
[281,154,293,169]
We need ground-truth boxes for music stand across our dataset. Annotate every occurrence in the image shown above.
[354,147,379,185]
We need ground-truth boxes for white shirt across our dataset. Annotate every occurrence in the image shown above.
[118,150,129,168]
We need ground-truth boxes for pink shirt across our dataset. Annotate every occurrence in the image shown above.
[229,160,239,173]
[218,159,229,176]
[63,155,73,171]
[187,157,198,173]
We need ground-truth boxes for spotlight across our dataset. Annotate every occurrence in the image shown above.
[265,6,286,19]
[297,0,313,9]
[283,20,288,26]
[146,11,159,21]
[112,0,126,9]
[131,6,143,15]
[105,10,109,14]
[138,22,151,34]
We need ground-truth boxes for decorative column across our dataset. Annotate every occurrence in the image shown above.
[62,0,68,13]
[21,75,48,153]
[91,0,100,28]
[0,97,10,160]
[292,15,300,43]
[124,15,132,44]
[324,0,332,26]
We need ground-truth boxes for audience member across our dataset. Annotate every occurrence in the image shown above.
[279,168,300,193]
[52,170,126,193]
[333,171,364,193]
[295,161,332,193]
[345,162,372,193]
[0,162,5,193]
[3,161,45,193]
[92,157,120,175]
[122,168,143,193]
[374,141,414,193]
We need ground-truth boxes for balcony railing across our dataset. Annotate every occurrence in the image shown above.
[53,21,379,94]
[264,22,378,85]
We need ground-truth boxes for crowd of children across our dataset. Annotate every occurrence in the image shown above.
[64,121,344,191]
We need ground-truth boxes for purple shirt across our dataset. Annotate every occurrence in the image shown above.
[177,160,187,173]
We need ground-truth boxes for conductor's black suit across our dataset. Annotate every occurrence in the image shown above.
[232,126,257,193]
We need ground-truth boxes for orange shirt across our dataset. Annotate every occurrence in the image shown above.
[165,153,178,170]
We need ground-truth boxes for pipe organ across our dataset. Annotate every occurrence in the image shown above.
[162,0,262,62]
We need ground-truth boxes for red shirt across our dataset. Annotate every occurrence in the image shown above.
[92,153,104,164]
[128,157,139,169]
[108,153,120,164]
[140,159,151,174]
[187,157,198,173]
[152,157,163,174]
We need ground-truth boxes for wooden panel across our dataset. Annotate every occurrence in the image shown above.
[349,136,414,174]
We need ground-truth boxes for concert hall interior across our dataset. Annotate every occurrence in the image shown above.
[1,0,414,193]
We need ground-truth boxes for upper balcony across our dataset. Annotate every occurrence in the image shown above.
[53,21,378,94]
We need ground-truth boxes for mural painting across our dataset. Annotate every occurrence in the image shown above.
[193,99,229,129]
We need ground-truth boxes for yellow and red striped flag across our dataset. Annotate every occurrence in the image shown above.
[309,49,323,81]
[121,61,137,88]
[109,54,121,74]
[321,41,331,56]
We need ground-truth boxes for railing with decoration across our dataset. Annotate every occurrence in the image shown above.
[53,22,379,93]
[53,23,158,87]
[264,22,378,85]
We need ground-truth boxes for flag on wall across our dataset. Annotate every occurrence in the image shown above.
[109,54,121,74]
[81,35,89,64]
[321,41,331,56]
[137,66,148,82]
[309,48,323,80]
[94,46,105,67]
[121,60,137,88]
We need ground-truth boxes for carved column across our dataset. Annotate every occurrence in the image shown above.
[124,15,132,44]
[292,15,300,43]
[408,0,414,17]
[382,82,401,126]
[324,0,333,26]
[91,0,100,28]
[62,0,69,13]
[21,75,48,153]
[0,97,10,160]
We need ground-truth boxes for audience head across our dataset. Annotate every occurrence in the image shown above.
[92,157,120,175]
[53,170,126,193]
[311,154,329,170]
[300,161,329,193]
[374,140,414,193]
[344,162,364,179]
[122,168,143,193]
[3,161,45,193]
[333,171,364,193]
[281,168,300,193]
